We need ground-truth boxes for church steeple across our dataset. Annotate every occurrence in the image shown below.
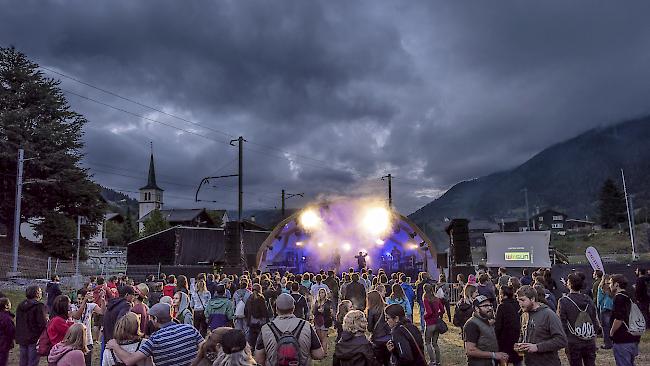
[138,144,164,231]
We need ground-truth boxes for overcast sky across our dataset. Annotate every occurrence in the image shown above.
[2,1,650,215]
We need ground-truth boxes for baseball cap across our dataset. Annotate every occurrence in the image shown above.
[473,295,491,308]
[221,329,247,354]
[149,303,171,320]
[275,293,295,310]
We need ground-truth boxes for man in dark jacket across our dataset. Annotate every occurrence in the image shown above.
[45,275,62,314]
[557,272,600,366]
[516,285,567,366]
[15,285,47,366]
[323,270,340,304]
[343,273,366,310]
[495,286,521,365]
[290,282,309,319]
[102,286,134,358]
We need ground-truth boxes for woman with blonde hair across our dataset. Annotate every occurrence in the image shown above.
[47,323,87,366]
[102,312,153,366]
[333,310,380,366]
[190,279,211,336]
[312,287,333,353]
[191,326,231,366]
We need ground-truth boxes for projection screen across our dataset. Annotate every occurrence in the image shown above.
[484,231,551,268]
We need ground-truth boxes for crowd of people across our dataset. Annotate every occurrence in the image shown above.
[0,265,648,366]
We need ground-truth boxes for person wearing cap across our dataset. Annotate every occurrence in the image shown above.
[213,329,256,366]
[254,293,325,366]
[107,303,204,366]
[516,285,567,366]
[131,283,149,335]
[102,286,135,360]
[204,284,235,330]
[462,295,508,366]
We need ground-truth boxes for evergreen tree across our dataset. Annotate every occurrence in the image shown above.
[141,209,170,237]
[105,221,125,246]
[35,212,77,258]
[598,178,627,229]
[0,46,105,254]
[122,207,138,244]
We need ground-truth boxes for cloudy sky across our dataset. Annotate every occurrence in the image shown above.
[2,1,650,215]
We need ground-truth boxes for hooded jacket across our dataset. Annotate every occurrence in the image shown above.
[557,292,600,345]
[175,292,193,325]
[47,343,85,366]
[343,282,366,311]
[387,297,412,319]
[204,295,234,330]
[494,298,521,364]
[453,300,473,328]
[46,281,62,309]
[0,310,15,353]
[15,299,47,345]
[519,304,567,366]
[103,297,131,341]
[333,331,381,366]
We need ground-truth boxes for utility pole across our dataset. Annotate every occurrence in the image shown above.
[230,136,246,223]
[11,149,24,275]
[522,188,530,230]
[621,169,636,260]
[382,174,392,208]
[281,190,304,218]
[76,216,82,276]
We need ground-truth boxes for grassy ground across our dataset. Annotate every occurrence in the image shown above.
[5,290,650,365]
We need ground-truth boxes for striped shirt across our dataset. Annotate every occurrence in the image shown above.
[139,322,203,366]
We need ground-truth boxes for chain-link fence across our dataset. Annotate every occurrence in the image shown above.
[0,252,126,281]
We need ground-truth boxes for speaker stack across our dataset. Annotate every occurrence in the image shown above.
[223,221,244,272]
[446,218,472,279]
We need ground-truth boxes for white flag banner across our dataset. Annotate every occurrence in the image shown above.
[585,246,605,274]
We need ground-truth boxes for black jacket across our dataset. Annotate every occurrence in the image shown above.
[45,282,62,309]
[15,299,47,345]
[103,297,131,341]
[453,300,473,328]
[291,293,309,319]
[367,308,391,342]
[389,322,426,366]
[557,293,601,344]
[495,298,521,364]
[343,282,366,310]
[333,331,381,366]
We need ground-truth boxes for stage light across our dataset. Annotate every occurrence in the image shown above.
[375,239,384,245]
[296,241,303,246]
[408,243,419,250]
[317,242,324,247]
[362,207,391,236]
[342,243,351,251]
[299,209,322,231]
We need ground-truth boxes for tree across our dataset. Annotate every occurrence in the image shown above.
[598,178,626,229]
[0,47,105,254]
[35,211,77,258]
[121,208,138,244]
[141,209,170,237]
[105,220,125,246]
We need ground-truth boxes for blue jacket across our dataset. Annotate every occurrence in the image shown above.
[386,297,412,318]
[597,287,613,312]
[400,283,416,309]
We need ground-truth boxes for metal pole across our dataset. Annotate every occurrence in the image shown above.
[76,216,81,276]
[282,189,285,218]
[621,169,636,260]
[11,149,24,274]
[523,188,530,230]
[388,174,392,208]
[238,136,243,223]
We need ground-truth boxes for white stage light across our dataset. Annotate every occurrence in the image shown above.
[317,242,324,247]
[296,241,303,246]
[299,209,321,231]
[375,239,384,245]
[342,243,351,251]
[362,207,390,236]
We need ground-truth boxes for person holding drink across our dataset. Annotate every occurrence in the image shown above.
[515,285,567,366]
[462,295,508,366]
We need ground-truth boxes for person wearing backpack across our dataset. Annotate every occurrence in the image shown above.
[609,274,642,366]
[254,293,325,366]
[633,268,650,329]
[557,272,600,366]
[233,279,252,332]
[290,282,310,320]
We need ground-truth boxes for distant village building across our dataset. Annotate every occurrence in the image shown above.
[530,209,567,231]
[138,208,215,228]
[565,218,598,231]
[498,218,529,232]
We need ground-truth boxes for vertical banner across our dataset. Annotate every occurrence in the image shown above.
[585,246,605,274]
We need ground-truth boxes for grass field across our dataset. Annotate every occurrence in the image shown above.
[5,290,650,365]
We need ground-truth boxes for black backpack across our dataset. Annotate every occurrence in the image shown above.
[267,320,306,366]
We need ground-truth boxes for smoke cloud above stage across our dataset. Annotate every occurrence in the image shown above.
[258,196,436,276]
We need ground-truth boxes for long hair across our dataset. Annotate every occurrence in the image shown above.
[600,275,613,297]
[391,283,406,301]
[214,345,256,366]
[196,280,207,293]
[62,323,88,354]
[423,283,437,304]
[366,291,385,314]
[337,300,353,324]
[51,295,70,319]
[316,288,327,306]
[463,284,477,300]
[384,303,407,324]
[177,275,189,291]
[114,312,142,343]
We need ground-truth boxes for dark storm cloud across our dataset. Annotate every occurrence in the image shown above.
[2,1,650,214]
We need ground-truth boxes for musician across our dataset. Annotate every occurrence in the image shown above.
[391,247,402,271]
[355,251,368,271]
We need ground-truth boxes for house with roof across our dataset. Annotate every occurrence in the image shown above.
[138,208,216,228]
[530,209,568,232]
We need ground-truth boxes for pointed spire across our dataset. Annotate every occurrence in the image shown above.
[139,143,163,191]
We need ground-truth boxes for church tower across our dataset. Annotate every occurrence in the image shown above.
[138,150,164,231]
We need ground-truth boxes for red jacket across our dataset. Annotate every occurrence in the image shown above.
[423,297,445,326]
[47,316,73,346]
[163,284,176,298]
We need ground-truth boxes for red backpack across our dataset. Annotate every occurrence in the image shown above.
[267,320,306,366]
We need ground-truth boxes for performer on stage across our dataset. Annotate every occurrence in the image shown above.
[355,251,368,271]
[391,247,402,272]
[333,248,341,274]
